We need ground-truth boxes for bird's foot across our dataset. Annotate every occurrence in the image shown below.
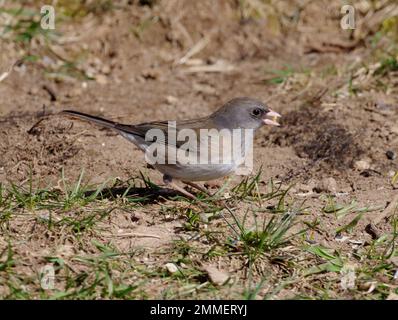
[182,181,213,197]
[163,175,211,209]
[204,180,223,190]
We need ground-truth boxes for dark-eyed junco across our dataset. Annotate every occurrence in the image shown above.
[62,97,280,200]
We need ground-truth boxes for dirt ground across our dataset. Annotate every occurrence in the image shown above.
[1,0,398,299]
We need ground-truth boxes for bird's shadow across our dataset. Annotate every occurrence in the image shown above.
[84,185,185,205]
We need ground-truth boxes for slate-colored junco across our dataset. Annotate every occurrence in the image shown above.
[62,97,280,200]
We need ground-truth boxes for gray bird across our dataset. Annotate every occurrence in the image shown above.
[61,97,281,200]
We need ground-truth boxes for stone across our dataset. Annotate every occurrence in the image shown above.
[354,160,370,171]
[96,74,108,85]
[386,150,396,160]
[164,263,178,274]
[166,95,178,104]
[315,177,338,193]
[204,266,229,286]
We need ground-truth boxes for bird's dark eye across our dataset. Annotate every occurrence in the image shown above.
[251,108,262,117]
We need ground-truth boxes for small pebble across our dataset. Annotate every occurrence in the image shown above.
[354,160,370,171]
[166,95,178,105]
[314,177,338,193]
[164,263,178,274]
[204,266,229,286]
[386,150,396,160]
[388,170,396,177]
[96,74,108,85]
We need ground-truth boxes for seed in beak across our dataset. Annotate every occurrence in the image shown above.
[264,110,281,126]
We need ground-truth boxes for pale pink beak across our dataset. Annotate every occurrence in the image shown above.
[263,110,281,126]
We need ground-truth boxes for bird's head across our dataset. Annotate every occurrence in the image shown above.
[211,97,281,130]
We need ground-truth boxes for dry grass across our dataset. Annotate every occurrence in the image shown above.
[1,169,397,299]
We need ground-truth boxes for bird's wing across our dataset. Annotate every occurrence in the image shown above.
[116,117,212,149]
[61,110,217,154]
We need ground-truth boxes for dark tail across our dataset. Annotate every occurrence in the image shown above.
[61,110,117,130]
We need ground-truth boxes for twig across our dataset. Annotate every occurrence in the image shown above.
[27,117,48,135]
[104,232,161,239]
[0,60,20,83]
[182,60,234,74]
[43,84,57,101]
[175,33,212,65]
